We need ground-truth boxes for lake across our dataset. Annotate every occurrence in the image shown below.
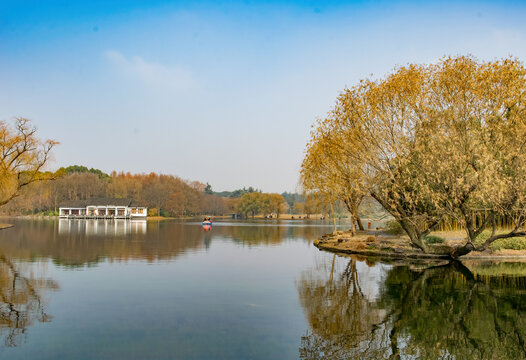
[0,219,524,359]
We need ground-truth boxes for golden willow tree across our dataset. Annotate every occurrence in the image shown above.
[302,56,526,257]
[301,114,367,234]
[0,118,57,206]
[235,192,288,219]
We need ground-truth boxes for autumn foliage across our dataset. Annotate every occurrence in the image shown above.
[0,118,57,206]
[235,192,288,218]
[1,170,230,217]
[302,56,526,257]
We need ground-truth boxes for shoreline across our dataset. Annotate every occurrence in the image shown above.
[314,231,526,261]
[0,214,333,221]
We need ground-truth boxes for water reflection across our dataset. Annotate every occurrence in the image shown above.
[0,255,57,347]
[58,219,147,236]
[297,256,387,359]
[0,219,323,268]
[297,257,526,359]
[0,219,524,358]
[0,219,331,355]
[226,224,316,246]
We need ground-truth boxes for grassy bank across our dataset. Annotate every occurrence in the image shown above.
[315,229,526,260]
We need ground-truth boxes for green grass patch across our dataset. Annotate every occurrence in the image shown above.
[475,230,526,251]
[424,235,445,244]
[489,238,526,251]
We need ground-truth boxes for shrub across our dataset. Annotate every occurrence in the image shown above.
[354,242,366,250]
[365,236,375,243]
[424,235,445,244]
[385,220,404,235]
[475,231,526,250]
[489,238,526,251]
[148,208,159,217]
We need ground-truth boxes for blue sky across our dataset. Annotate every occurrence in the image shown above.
[1,0,526,192]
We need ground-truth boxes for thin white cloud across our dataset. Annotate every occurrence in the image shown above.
[486,28,526,58]
[104,50,196,92]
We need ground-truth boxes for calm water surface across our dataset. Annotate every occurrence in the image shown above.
[0,219,524,359]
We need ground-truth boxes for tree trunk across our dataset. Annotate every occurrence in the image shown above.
[450,242,475,259]
[343,197,364,232]
[398,218,429,253]
[343,199,356,235]
[356,216,364,230]
[330,202,337,233]
[371,192,430,253]
[349,213,356,236]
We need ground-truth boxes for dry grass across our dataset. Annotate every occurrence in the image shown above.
[354,242,366,250]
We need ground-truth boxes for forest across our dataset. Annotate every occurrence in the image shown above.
[0,164,314,218]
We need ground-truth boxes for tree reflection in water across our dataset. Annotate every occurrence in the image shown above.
[0,254,58,347]
[297,256,526,359]
[0,219,324,268]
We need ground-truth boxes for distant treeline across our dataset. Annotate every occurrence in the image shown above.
[0,165,313,217]
[209,185,260,198]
